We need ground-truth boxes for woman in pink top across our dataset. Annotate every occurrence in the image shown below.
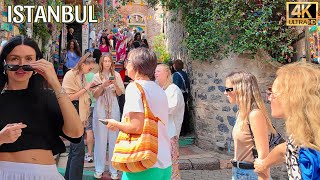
[99,36,111,56]
[224,71,275,180]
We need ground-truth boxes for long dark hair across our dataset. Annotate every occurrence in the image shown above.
[0,35,45,96]
[67,39,81,57]
[100,35,111,47]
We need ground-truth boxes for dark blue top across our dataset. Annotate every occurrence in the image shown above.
[172,70,190,94]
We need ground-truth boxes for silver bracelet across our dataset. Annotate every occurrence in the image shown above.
[55,87,67,97]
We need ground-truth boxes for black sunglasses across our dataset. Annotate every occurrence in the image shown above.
[225,87,233,92]
[4,63,34,71]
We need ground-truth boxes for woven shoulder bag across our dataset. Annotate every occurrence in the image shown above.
[111,82,162,172]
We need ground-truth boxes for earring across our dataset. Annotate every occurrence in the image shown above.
[3,70,6,75]
[33,71,37,75]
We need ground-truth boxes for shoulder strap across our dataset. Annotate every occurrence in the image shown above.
[134,82,164,125]
[135,82,150,117]
[175,72,188,93]
[248,121,259,159]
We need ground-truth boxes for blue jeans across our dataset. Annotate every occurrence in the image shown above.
[64,135,85,180]
[232,167,258,180]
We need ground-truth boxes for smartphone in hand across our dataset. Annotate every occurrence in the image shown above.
[98,119,108,125]
[109,76,115,80]
[91,83,102,88]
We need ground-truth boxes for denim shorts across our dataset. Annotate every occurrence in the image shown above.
[232,167,258,180]
[85,107,93,131]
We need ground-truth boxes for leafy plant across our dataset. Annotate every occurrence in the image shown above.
[152,33,171,63]
[119,0,298,63]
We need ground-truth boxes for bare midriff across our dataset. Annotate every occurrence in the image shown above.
[0,149,55,165]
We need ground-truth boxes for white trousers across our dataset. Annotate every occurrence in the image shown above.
[0,161,64,180]
[93,107,119,175]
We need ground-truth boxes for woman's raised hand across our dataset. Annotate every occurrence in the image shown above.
[29,59,60,88]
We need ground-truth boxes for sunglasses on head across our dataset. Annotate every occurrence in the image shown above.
[4,61,34,71]
[225,87,233,92]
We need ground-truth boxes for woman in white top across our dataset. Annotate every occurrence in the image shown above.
[92,54,125,179]
[155,64,185,180]
[106,48,172,180]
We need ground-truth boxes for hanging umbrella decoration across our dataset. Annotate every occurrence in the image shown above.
[137,26,143,31]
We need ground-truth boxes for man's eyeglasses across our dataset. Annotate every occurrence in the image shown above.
[225,87,233,92]
[3,60,34,71]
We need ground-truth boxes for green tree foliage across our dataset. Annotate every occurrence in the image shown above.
[152,33,171,63]
[120,0,298,62]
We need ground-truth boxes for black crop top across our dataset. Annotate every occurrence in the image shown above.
[0,88,81,155]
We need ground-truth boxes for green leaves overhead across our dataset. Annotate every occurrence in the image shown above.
[123,0,297,62]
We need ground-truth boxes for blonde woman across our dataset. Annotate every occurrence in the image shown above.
[92,54,125,179]
[62,52,96,180]
[224,71,275,180]
[254,62,320,180]
[155,64,185,180]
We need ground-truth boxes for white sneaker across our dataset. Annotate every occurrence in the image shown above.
[85,153,93,163]
[111,173,119,180]
[94,172,103,179]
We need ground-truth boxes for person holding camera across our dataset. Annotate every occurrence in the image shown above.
[92,54,125,179]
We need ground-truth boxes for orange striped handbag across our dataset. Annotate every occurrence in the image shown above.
[111,82,162,172]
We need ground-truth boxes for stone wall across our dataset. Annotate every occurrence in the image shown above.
[164,10,299,151]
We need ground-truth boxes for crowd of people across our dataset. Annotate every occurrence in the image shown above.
[0,35,189,180]
[0,33,319,180]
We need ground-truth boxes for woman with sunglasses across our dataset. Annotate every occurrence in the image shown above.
[62,52,96,180]
[254,62,320,180]
[224,71,275,180]
[0,36,83,179]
